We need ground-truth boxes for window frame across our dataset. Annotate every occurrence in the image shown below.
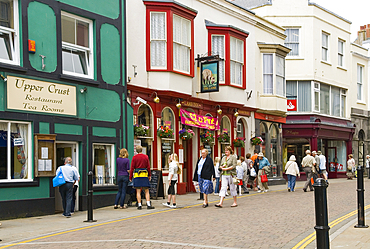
[0,120,32,182]
[284,28,300,57]
[263,53,274,95]
[313,82,320,112]
[149,11,167,70]
[338,39,344,68]
[357,64,363,101]
[275,55,285,96]
[92,143,115,186]
[0,0,19,65]
[207,26,248,89]
[144,1,196,77]
[61,11,94,79]
[322,32,329,62]
[211,34,225,82]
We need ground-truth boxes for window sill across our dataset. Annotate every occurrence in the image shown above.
[0,179,39,188]
[219,83,245,90]
[60,74,99,85]
[286,57,304,60]
[321,61,332,66]
[356,101,366,106]
[148,69,193,78]
[337,66,347,71]
[260,94,287,99]
[0,62,27,73]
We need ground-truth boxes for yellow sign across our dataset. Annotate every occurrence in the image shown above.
[7,76,77,115]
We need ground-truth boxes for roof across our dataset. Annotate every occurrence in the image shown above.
[226,0,271,10]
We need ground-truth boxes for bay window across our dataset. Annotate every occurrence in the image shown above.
[263,54,273,94]
[230,37,244,86]
[145,1,196,76]
[0,0,19,65]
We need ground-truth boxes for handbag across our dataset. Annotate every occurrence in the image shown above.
[230,172,240,185]
[260,170,268,183]
[53,169,66,187]
[250,167,257,177]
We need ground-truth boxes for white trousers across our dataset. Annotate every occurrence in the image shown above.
[219,175,237,197]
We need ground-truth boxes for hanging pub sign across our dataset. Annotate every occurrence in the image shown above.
[200,60,219,93]
[180,109,219,130]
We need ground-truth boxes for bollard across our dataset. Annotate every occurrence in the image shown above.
[84,171,97,222]
[313,178,330,249]
[354,166,368,228]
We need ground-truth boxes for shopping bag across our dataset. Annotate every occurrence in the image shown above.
[261,170,268,183]
[310,173,318,185]
[53,169,66,187]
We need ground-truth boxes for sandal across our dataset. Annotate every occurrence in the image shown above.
[114,205,118,209]
[119,206,126,209]
[215,204,222,208]
[231,204,238,207]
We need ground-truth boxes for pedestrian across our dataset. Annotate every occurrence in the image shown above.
[214,157,221,195]
[240,156,249,194]
[236,160,244,196]
[247,158,257,191]
[312,151,320,174]
[302,150,316,192]
[56,157,79,218]
[162,153,180,208]
[318,151,328,182]
[215,146,238,208]
[366,155,370,179]
[193,149,215,208]
[346,154,355,180]
[255,152,270,193]
[285,155,300,192]
[114,148,130,209]
[251,149,258,163]
[71,164,80,214]
[129,145,155,209]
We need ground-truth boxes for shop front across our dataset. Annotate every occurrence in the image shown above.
[282,115,355,179]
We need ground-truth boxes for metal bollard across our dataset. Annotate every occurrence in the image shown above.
[354,166,368,228]
[313,178,330,249]
[84,171,97,222]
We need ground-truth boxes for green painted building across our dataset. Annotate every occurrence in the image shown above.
[0,0,133,219]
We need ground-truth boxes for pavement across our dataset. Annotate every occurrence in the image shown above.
[0,178,370,248]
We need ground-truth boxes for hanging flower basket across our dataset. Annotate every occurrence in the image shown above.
[217,132,230,143]
[200,130,215,144]
[250,136,264,146]
[233,137,245,147]
[157,126,174,138]
[179,128,195,140]
[134,124,149,137]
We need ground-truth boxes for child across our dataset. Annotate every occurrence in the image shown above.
[214,157,221,195]
[162,153,180,208]
[247,160,257,191]
[236,160,244,196]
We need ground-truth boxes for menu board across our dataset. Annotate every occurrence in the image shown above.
[149,170,164,199]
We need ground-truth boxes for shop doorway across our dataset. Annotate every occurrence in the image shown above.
[183,139,194,192]
[55,142,79,213]
[328,147,337,178]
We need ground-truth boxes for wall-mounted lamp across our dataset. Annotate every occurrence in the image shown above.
[80,87,87,94]
[133,65,137,77]
[133,96,147,106]
[246,90,252,100]
[234,109,239,117]
[152,92,160,103]
[0,74,7,82]
[216,105,222,115]
[176,99,182,109]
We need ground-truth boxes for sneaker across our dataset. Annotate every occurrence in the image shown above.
[171,205,177,209]
[147,205,155,209]
[264,190,268,193]
[226,192,229,196]
[137,206,142,210]
[162,203,170,207]
[288,188,291,192]
[70,212,74,215]
[257,190,262,193]
[214,193,219,195]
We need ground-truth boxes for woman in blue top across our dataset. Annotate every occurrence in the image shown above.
[114,148,130,209]
[255,152,270,193]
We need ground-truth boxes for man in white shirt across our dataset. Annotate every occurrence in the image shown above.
[318,151,328,181]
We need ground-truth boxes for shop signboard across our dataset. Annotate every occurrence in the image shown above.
[287,99,297,111]
[7,76,76,116]
[180,109,219,130]
[200,61,219,93]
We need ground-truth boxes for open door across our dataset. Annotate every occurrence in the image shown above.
[328,147,337,179]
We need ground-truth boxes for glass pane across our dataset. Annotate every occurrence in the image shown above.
[62,50,74,72]
[173,15,181,43]
[263,54,273,74]
[151,12,166,40]
[76,20,89,48]
[161,108,174,129]
[212,35,224,58]
[331,86,340,116]
[93,145,112,184]
[298,81,311,112]
[0,34,11,60]
[341,95,345,117]
[276,76,284,96]
[73,52,86,74]
[286,81,297,97]
[230,37,236,61]
[357,83,362,100]
[0,122,8,179]
[320,84,330,114]
[62,15,75,44]
[276,56,284,76]
[0,0,13,29]
[314,91,319,111]
[151,40,166,67]
[182,18,190,46]
[11,123,28,179]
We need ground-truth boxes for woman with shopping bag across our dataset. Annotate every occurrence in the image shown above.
[255,152,270,193]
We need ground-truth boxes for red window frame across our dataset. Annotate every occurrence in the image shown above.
[207,26,248,89]
[144,1,197,77]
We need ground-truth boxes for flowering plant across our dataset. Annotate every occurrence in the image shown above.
[217,132,230,143]
[179,128,195,140]
[157,126,173,138]
[134,124,149,137]
[250,136,264,145]
[233,137,245,148]
[200,130,215,144]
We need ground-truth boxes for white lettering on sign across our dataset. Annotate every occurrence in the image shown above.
[7,76,76,116]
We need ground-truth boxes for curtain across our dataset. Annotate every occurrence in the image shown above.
[263,54,273,94]
[320,84,330,114]
[331,86,340,116]
[276,56,285,96]
[286,81,297,97]
[298,81,311,112]
[150,12,166,67]
[104,145,111,183]
[212,35,225,81]
[284,29,299,56]
[173,15,190,72]
[17,124,28,179]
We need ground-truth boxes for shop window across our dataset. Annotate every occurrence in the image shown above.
[284,28,299,56]
[236,119,246,157]
[61,12,93,78]
[0,0,19,65]
[161,107,175,170]
[320,84,330,115]
[331,86,340,117]
[93,144,115,185]
[0,121,31,181]
[219,116,231,153]
[338,39,344,67]
[322,32,329,62]
[145,1,196,76]
[269,124,278,177]
[137,104,153,166]
[357,65,363,101]
[259,122,267,156]
[286,81,311,112]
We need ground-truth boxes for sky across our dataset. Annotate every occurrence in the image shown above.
[311,0,370,42]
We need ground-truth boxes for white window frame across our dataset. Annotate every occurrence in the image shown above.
[61,11,94,79]
[0,0,19,65]
[172,14,191,74]
[313,82,320,112]
[322,32,329,62]
[0,120,32,182]
[275,55,285,96]
[340,89,346,117]
[284,28,300,57]
[338,39,344,68]
[150,11,167,70]
[263,53,273,95]
[211,34,225,82]
[230,36,244,86]
[92,143,115,186]
[357,64,363,101]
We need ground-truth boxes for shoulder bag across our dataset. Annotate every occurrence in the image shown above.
[260,170,268,183]
[53,168,66,187]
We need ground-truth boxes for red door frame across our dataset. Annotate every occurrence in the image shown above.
[327,147,337,179]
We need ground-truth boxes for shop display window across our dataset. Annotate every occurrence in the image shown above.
[219,116,231,155]
[160,107,175,170]
[0,121,31,181]
[93,144,115,185]
[327,141,346,172]
[137,104,153,167]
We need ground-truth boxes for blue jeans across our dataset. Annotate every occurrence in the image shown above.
[115,175,129,206]
[287,175,296,191]
[215,177,220,193]
[59,182,73,216]
[71,185,78,212]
